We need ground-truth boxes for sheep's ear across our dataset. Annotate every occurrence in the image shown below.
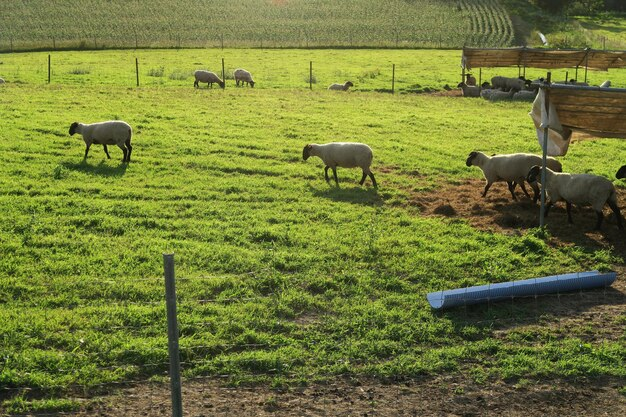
[465,151,477,167]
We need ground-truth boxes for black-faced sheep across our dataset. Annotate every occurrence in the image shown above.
[233,68,255,87]
[69,121,133,162]
[527,165,623,230]
[328,81,354,91]
[457,82,480,98]
[466,151,562,203]
[194,70,225,89]
[617,165,626,179]
[303,142,377,187]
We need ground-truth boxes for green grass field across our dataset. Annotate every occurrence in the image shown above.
[1,48,625,412]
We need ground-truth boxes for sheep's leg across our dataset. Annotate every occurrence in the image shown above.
[529,182,540,203]
[566,201,574,224]
[506,181,518,201]
[369,173,378,188]
[543,201,553,218]
[324,166,331,183]
[607,200,624,229]
[594,210,604,230]
[518,181,532,198]
[103,144,111,159]
[118,144,128,162]
[194,80,198,88]
[482,182,492,197]
[84,144,91,160]
[125,139,132,162]
[359,171,367,185]
[332,168,339,186]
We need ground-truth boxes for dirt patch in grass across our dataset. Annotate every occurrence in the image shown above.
[61,375,626,417]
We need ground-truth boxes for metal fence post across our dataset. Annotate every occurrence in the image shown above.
[391,64,395,94]
[48,54,51,84]
[164,253,183,417]
[309,61,313,90]
[136,58,139,87]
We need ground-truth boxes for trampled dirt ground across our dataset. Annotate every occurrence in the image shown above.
[24,179,626,417]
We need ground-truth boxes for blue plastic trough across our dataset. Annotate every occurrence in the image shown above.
[427,270,617,310]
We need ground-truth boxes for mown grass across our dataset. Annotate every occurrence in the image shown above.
[0,49,625,412]
[0,0,515,51]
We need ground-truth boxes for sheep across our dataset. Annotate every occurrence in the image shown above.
[480,88,516,101]
[512,90,538,101]
[491,76,528,92]
[457,82,480,98]
[465,74,477,86]
[527,165,623,230]
[600,80,611,88]
[194,70,225,89]
[328,81,354,91]
[233,68,255,87]
[0,78,5,84]
[466,151,562,203]
[617,165,626,179]
[302,142,377,187]
[69,120,133,162]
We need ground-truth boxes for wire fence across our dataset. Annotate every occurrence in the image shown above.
[1,253,622,416]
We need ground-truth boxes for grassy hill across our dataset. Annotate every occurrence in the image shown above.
[0,0,515,51]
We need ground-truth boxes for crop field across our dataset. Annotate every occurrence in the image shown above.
[0,48,625,414]
[0,0,515,51]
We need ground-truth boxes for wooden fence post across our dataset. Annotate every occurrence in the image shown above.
[136,58,140,87]
[164,253,183,417]
[391,64,395,94]
[309,61,313,90]
[48,54,51,84]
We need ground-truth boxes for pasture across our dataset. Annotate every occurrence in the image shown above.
[0,48,625,414]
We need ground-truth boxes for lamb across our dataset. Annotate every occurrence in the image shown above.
[480,88,516,101]
[512,90,538,101]
[69,120,133,162]
[193,70,225,89]
[457,82,480,97]
[491,76,528,92]
[617,165,626,179]
[328,81,354,91]
[233,68,255,87]
[527,165,623,230]
[302,142,377,187]
[466,151,562,203]
[599,80,611,88]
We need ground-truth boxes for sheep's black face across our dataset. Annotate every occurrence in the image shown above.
[302,145,311,161]
[527,165,541,183]
[617,165,626,180]
[69,122,79,136]
[465,151,477,167]
[249,81,255,88]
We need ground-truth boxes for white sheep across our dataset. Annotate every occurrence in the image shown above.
[302,142,377,187]
[512,90,538,101]
[69,121,133,162]
[491,76,527,92]
[0,78,5,84]
[600,80,611,88]
[328,81,354,91]
[233,68,255,87]
[617,165,626,179]
[466,151,562,203]
[457,82,480,98]
[527,165,623,230]
[193,70,224,89]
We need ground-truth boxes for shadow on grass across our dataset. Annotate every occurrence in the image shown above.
[438,285,625,334]
[308,184,383,206]
[62,160,129,177]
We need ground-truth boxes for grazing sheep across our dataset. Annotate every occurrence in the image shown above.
[69,120,133,162]
[466,151,562,203]
[328,81,354,91]
[0,78,5,84]
[491,76,528,92]
[457,82,480,97]
[194,70,225,89]
[302,142,377,187]
[600,80,611,88]
[617,165,626,179]
[233,68,255,87]
[527,165,623,230]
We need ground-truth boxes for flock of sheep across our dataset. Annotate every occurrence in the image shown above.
[457,74,611,101]
[65,66,624,232]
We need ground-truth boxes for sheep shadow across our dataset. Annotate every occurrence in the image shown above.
[61,160,129,177]
[308,184,383,206]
